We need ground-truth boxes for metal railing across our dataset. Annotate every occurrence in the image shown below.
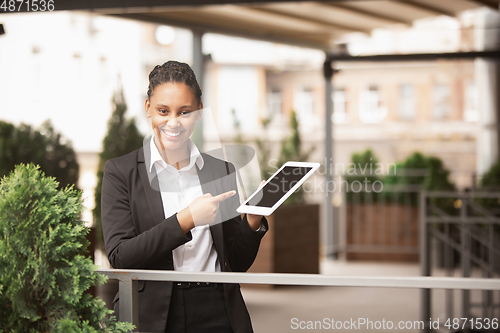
[97,190,500,332]
[420,191,500,333]
[98,269,500,332]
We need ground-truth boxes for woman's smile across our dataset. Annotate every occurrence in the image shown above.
[162,128,184,140]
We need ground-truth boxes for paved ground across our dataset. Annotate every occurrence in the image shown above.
[241,260,471,333]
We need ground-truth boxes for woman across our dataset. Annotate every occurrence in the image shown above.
[101,60,267,333]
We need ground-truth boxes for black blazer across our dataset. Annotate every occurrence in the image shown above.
[101,141,268,333]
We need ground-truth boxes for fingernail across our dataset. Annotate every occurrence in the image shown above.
[232,190,236,195]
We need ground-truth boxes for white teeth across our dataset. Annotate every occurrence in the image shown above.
[164,130,181,137]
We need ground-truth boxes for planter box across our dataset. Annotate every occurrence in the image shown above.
[248,203,320,279]
[346,203,419,262]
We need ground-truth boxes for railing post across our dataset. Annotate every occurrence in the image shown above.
[119,277,139,330]
[420,191,430,333]
[460,198,470,320]
[323,57,335,258]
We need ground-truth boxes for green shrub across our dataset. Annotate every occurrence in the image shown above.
[0,164,133,332]
[383,152,455,209]
[344,149,382,203]
[480,160,500,191]
[477,159,500,211]
[344,150,456,209]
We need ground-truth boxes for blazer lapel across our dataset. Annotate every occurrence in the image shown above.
[137,143,166,226]
[197,156,225,270]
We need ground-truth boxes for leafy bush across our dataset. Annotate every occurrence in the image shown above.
[0,164,133,332]
[477,159,500,212]
[384,152,455,209]
[480,160,500,191]
[344,150,456,208]
[344,149,382,203]
[384,152,428,189]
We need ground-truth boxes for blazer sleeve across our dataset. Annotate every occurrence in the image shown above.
[101,158,192,269]
[222,162,268,272]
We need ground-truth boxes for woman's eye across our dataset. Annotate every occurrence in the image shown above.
[159,109,169,114]
[180,111,192,117]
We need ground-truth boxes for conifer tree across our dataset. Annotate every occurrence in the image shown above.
[0,120,79,189]
[0,164,133,332]
[276,110,315,204]
[93,89,144,249]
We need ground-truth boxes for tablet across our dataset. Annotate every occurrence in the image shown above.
[236,161,320,216]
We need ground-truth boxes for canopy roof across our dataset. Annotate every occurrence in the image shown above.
[40,0,500,51]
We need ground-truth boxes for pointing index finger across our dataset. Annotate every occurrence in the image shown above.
[213,190,237,203]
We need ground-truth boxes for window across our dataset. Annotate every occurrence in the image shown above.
[267,88,282,116]
[399,84,415,120]
[433,84,451,119]
[464,80,478,122]
[294,87,314,123]
[296,87,313,115]
[331,88,347,123]
[359,85,387,123]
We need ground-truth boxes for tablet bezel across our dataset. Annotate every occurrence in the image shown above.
[236,161,320,216]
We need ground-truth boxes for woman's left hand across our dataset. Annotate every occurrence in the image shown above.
[246,180,266,231]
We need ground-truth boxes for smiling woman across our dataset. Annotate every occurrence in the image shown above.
[100,60,268,333]
[145,79,202,167]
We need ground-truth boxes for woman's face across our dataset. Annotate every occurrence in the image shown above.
[145,82,202,152]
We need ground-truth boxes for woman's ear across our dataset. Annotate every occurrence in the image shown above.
[145,99,151,118]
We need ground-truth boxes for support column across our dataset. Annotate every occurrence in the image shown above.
[420,192,431,333]
[192,29,204,151]
[119,278,139,328]
[323,58,335,258]
[475,9,500,177]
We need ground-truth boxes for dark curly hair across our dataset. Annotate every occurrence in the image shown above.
[147,60,202,105]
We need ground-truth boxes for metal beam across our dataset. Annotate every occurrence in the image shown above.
[420,192,431,333]
[245,6,372,34]
[470,0,500,11]
[323,59,335,258]
[398,1,457,18]
[320,3,413,25]
[98,269,500,290]
[192,29,204,151]
[108,13,332,51]
[326,50,500,63]
[0,0,380,13]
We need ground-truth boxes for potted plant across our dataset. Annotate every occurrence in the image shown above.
[248,110,320,277]
[0,164,132,332]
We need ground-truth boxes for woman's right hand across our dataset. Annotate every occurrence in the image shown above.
[177,190,236,233]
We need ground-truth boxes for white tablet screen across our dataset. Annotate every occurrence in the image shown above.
[245,166,312,208]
